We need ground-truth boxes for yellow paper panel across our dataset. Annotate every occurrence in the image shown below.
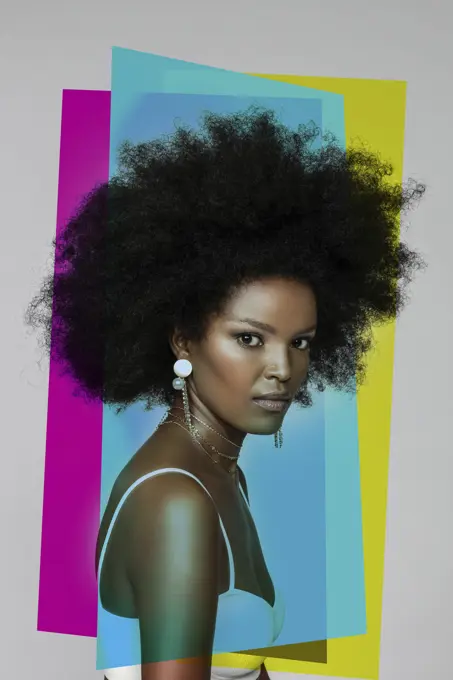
[214,74,405,679]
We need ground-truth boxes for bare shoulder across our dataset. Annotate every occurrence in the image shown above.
[123,467,221,584]
[124,465,217,519]
[96,427,217,571]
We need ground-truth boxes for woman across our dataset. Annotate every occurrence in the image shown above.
[27,108,425,680]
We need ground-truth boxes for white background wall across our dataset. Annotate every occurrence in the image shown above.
[2,1,452,678]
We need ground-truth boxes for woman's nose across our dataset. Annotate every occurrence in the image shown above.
[264,348,292,383]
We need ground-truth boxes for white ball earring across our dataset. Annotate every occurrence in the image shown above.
[172,359,192,389]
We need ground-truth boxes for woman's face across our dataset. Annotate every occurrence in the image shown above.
[186,277,317,436]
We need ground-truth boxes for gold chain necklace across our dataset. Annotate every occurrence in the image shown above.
[170,412,239,462]
[157,415,237,475]
[173,406,241,449]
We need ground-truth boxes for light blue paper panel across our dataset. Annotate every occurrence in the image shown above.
[97,48,365,670]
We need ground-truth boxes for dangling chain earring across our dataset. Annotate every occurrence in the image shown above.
[274,428,283,449]
[172,359,196,436]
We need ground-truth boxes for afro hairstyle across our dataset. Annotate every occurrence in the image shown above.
[26,106,425,411]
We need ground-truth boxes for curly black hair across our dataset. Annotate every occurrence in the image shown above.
[26,106,425,411]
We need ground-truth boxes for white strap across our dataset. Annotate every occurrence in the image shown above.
[238,481,250,507]
[98,468,236,591]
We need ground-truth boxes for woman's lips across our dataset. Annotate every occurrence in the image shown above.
[252,398,290,413]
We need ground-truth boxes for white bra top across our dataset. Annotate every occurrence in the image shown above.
[97,468,285,680]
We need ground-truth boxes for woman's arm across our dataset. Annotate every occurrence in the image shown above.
[125,473,221,680]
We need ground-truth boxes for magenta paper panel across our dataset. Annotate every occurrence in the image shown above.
[37,90,109,636]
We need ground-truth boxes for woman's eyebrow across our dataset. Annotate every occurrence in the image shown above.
[235,317,317,335]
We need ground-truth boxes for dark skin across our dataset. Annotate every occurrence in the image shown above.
[96,277,317,680]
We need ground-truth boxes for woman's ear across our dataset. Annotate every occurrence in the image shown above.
[169,329,190,361]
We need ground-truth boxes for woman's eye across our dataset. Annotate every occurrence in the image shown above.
[293,338,310,350]
[237,334,263,348]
